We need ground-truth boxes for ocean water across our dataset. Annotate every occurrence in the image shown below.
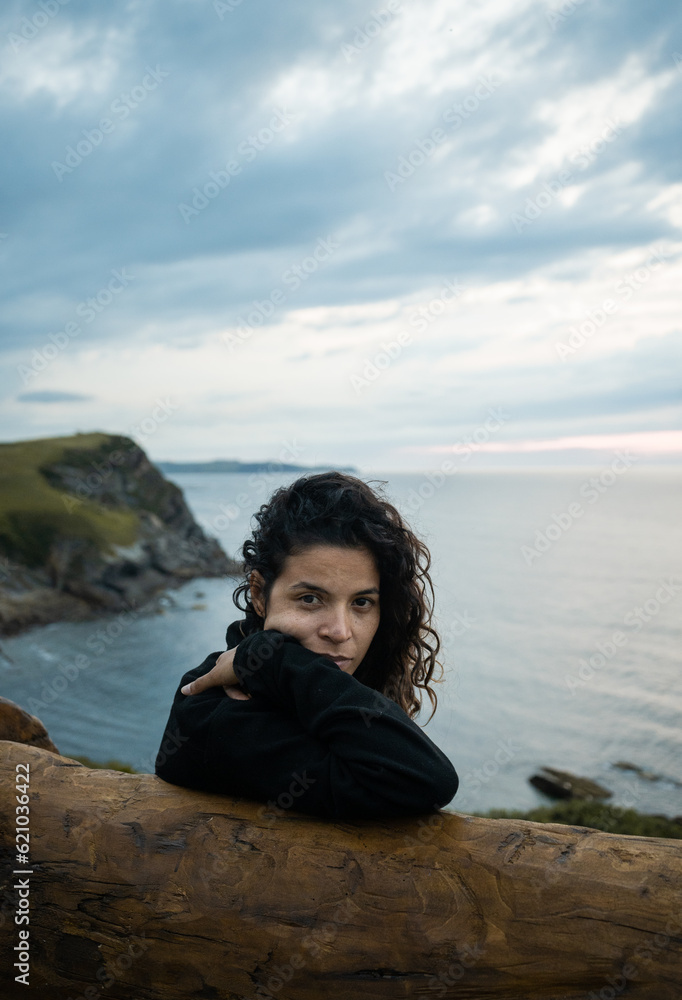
[2,466,680,818]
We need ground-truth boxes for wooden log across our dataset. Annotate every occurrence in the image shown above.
[1,741,681,1000]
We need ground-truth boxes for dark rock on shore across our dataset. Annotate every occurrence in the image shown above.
[0,566,98,635]
[0,694,59,752]
[613,760,682,788]
[529,766,612,801]
[0,432,241,635]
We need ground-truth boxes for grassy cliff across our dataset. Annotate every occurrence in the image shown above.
[0,432,138,567]
[0,431,235,634]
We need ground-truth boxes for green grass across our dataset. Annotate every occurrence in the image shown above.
[0,432,138,567]
[70,754,138,773]
[474,800,682,839]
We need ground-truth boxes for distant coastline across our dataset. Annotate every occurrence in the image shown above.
[157,460,357,474]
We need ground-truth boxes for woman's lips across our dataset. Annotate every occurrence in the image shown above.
[322,654,352,669]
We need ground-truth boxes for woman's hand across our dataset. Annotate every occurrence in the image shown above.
[181,648,252,701]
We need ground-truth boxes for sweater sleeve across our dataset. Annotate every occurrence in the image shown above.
[154,650,223,788]
[227,629,458,819]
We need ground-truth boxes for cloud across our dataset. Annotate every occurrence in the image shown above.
[0,0,680,466]
[16,390,94,403]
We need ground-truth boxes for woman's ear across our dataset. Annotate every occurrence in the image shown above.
[249,570,266,618]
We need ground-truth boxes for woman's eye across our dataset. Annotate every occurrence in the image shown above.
[298,594,376,608]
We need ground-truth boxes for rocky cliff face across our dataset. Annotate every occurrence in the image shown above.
[0,433,239,635]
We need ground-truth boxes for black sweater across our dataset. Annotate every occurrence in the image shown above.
[154,621,458,820]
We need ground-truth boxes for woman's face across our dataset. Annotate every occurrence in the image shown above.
[250,544,380,674]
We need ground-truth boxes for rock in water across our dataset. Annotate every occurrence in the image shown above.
[0,432,241,634]
[529,766,612,800]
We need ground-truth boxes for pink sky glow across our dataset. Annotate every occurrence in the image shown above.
[425,430,682,454]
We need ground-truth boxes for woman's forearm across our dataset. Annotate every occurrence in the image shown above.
[227,629,459,817]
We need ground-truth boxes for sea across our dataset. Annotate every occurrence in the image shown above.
[2,466,681,818]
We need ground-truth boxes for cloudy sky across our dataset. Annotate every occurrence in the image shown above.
[1,0,681,471]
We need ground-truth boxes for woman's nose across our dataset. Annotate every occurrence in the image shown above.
[319,607,352,642]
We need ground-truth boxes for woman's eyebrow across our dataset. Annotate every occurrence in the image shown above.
[288,582,380,596]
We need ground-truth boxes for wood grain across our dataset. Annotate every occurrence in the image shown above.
[1,740,680,1000]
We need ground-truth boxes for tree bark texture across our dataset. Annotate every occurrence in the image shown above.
[1,741,681,1000]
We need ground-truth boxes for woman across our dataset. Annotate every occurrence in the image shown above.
[155,471,458,820]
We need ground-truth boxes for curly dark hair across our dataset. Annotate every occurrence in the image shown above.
[232,471,443,722]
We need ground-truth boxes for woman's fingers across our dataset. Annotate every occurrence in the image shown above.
[223,684,251,701]
[181,648,238,695]
[180,673,212,696]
